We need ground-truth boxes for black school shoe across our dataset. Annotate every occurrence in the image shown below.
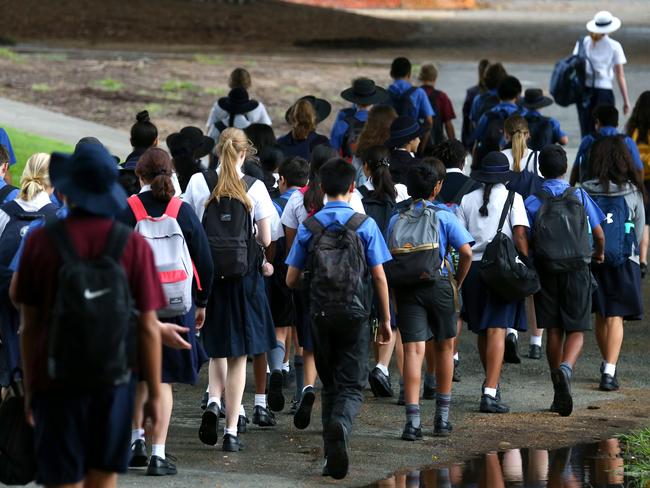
[146,455,177,476]
[268,370,286,412]
[222,434,244,452]
[129,439,148,468]
[422,384,436,400]
[252,405,277,427]
[551,367,573,417]
[325,421,349,480]
[199,402,220,446]
[480,394,510,414]
[238,415,249,434]
[481,382,502,402]
[200,390,209,410]
[528,344,542,360]
[504,333,521,364]
[452,359,461,382]
[401,421,423,441]
[599,373,620,392]
[433,417,453,437]
[368,367,393,397]
[294,386,315,430]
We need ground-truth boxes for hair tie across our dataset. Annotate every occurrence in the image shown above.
[377,158,390,167]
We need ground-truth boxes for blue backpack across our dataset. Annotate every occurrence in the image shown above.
[390,86,418,120]
[550,37,593,107]
[591,194,636,267]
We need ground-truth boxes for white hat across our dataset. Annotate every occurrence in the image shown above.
[587,11,622,34]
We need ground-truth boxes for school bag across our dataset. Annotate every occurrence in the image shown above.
[303,213,371,321]
[0,201,57,265]
[358,185,396,240]
[480,191,540,301]
[506,151,544,200]
[632,130,650,181]
[474,108,513,164]
[524,113,555,151]
[421,86,446,146]
[474,92,499,122]
[0,184,17,203]
[47,220,135,387]
[589,194,636,267]
[127,196,194,318]
[0,371,36,485]
[341,112,366,159]
[390,86,418,119]
[550,37,593,107]
[385,200,442,287]
[203,175,261,280]
[533,188,592,273]
[577,133,626,183]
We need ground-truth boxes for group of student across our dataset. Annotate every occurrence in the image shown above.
[0,12,647,486]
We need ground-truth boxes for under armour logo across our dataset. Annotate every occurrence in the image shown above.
[605,213,614,224]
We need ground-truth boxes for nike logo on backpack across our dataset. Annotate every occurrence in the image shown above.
[84,288,111,300]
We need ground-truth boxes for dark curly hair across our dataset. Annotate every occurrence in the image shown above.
[430,139,467,169]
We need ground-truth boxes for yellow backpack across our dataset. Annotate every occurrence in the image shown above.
[633,129,650,180]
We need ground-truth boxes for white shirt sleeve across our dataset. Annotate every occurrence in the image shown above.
[171,172,182,197]
[456,199,468,228]
[509,193,530,229]
[612,39,627,65]
[395,183,411,203]
[348,191,366,214]
[281,190,303,229]
[269,210,284,241]
[256,102,273,126]
[572,39,580,55]
[183,172,210,222]
[248,180,275,223]
[205,101,220,140]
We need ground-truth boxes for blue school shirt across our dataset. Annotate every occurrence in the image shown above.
[0,180,18,203]
[469,89,498,123]
[285,201,391,270]
[473,102,525,143]
[330,108,368,152]
[386,200,475,271]
[574,126,643,171]
[525,109,566,142]
[0,129,16,165]
[388,80,435,120]
[524,179,605,231]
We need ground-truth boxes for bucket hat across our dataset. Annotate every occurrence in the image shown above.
[340,78,390,106]
[218,88,259,114]
[470,151,516,184]
[285,95,331,124]
[521,88,554,110]
[167,126,215,159]
[385,116,428,149]
[587,11,621,34]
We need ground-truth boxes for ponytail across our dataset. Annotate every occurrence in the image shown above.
[304,144,337,213]
[505,115,529,172]
[479,183,493,217]
[136,148,175,201]
[19,153,51,201]
[363,145,397,201]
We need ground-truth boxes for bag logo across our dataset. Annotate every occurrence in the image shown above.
[220,213,232,222]
[84,288,111,300]
[605,213,614,224]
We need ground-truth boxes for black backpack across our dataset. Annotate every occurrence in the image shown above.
[303,213,372,321]
[550,37,593,107]
[480,191,540,301]
[341,112,366,159]
[358,185,396,240]
[533,188,592,273]
[0,201,57,265]
[0,372,36,485]
[506,151,544,200]
[203,175,261,280]
[421,86,446,146]
[474,92,499,122]
[47,220,136,387]
[390,86,418,119]
[0,184,17,203]
[525,113,555,151]
[475,108,512,164]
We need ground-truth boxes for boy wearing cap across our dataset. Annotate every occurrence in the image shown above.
[521,88,569,148]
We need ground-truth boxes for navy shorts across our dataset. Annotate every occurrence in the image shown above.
[535,266,593,332]
[293,291,314,352]
[32,381,135,485]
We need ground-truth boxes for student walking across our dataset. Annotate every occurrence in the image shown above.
[166,126,215,193]
[278,96,331,160]
[354,105,398,187]
[469,63,508,129]
[286,158,392,480]
[418,64,457,146]
[520,89,569,149]
[385,116,428,185]
[461,59,490,149]
[206,87,271,143]
[581,137,645,391]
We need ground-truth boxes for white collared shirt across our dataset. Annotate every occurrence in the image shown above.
[574,36,626,90]
[354,178,410,203]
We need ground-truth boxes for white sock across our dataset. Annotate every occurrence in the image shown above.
[208,396,221,409]
[266,364,270,374]
[453,352,459,361]
[530,335,542,347]
[484,387,498,398]
[507,328,518,338]
[283,361,290,372]
[604,363,616,376]
[303,385,313,393]
[239,404,246,417]
[131,428,145,445]
[254,394,267,408]
[152,444,165,459]
[375,363,389,376]
[205,385,209,393]
[224,427,238,437]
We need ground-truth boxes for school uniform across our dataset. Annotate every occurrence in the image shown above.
[119,188,214,384]
[330,108,368,154]
[456,184,530,333]
[473,102,525,144]
[277,131,330,161]
[388,200,474,343]
[574,126,644,174]
[500,148,542,175]
[354,178,410,203]
[0,180,18,203]
[525,179,606,331]
[0,128,16,165]
[388,79,435,120]
[389,149,418,186]
[524,109,567,143]
[201,172,277,358]
[285,201,391,437]
[205,100,271,142]
[437,168,481,204]
[581,180,644,320]
[462,85,481,148]
[470,89,498,124]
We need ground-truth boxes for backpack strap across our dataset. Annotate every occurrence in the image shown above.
[103,221,132,262]
[358,185,370,199]
[127,195,149,222]
[164,197,183,219]
[497,191,516,233]
[242,175,256,191]
[303,215,325,237]
[203,169,218,192]
[0,184,17,202]
[47,219,79,264]
[450,178,476,205]
[344,213,368,232]
[405,86,418,98]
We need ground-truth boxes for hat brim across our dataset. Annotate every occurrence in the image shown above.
[50,152,127,217]
[285,97,332,124]
[218,98,259,115]
[385,124,429,149]
[167,133,215,159]
[340,86,390,106]
[469,169,517,184]
[586,17,621,34]
[522,96,554,110]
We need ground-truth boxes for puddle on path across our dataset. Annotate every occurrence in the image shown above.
[368,438,637,487]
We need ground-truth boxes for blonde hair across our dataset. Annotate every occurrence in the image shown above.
[418,63,438,82]
[207,128,255,212]
[290,100,317,141]
[229,68,252,90]
[504,115,529,172]
[20,153,51,201]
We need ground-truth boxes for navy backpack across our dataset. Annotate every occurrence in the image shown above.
[591,194,636,267]
[525,113,555,151]
[550,37,593,107]
[390,86,418,120]
[506,152,544,200]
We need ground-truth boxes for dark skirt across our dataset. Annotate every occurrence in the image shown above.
[461,261,527,334]
[577,88,615,138]
[592,260,643,320]
[203,270,276,358]
[265,273,295,328]
[0,302,20,387]
[161,307,208,385]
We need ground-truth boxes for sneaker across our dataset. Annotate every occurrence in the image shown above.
[222,434,244,452]
[504,333,521,364]
[237,415,249,434]
[198,402,220,446]
[452,359,461,382]
[528,344,542,360]
[422,384,436,400]
[551,367,573,417]
[252,405,277,427]
[397,385,405,406]
[368,367,393,397]
[289,398,299,415]
[294,386,315,430]
[129,439,148,468]
[401,421,423,441]
[599,373,619,392]
[434,417,453,437]
[146,455,177,476]
[200,390,209,410]
[268,370,286,412]
[480,394,510,414]
[325,421,349,480]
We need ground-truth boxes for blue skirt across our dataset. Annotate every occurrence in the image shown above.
[161,307,208,385]
[592,260,643,320]
[203,269,276,358]
[461,261,527,334]
[0,302,20,387]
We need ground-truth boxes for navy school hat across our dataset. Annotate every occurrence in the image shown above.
[385,116,428,149]
[50,143,127,217]
[470,151,516,184]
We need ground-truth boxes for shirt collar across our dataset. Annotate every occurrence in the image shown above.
[542,179,569,190]
[140,184,152,193]
[323,200,353,209]
[395,148,415,157]
[446,168,463,174]
[598,126,619,136]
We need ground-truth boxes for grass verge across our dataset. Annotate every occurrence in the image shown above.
[620,428,650,487]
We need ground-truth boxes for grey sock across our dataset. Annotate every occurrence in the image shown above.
[435,393,451,423]
[294,355,304,401]
[424,373,436,389]
[560,362,573,379]
[405,404,421,428]
[268,341,285,372]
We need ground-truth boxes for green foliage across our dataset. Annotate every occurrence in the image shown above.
[94,78,125,92]
[31,83,51,92]
[203,86,227,97]
[620,429,650,487]
[0,48,22,63]
[161,79,199,93]
[144,103,163,116]
[194,54,224,66]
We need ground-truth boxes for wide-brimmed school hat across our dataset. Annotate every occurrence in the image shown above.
[284,95,332,124]
[521,88,554,110]
[167,126,215,159]
[470,151,516,184]
[340,78,390,106]
[587,11,621,34]
[50,143,127,217]
[218,88,259,114]
[385,116,428,149]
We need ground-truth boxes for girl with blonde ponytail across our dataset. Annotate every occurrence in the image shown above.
[200,127,279,452]
[501,116,541,176]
